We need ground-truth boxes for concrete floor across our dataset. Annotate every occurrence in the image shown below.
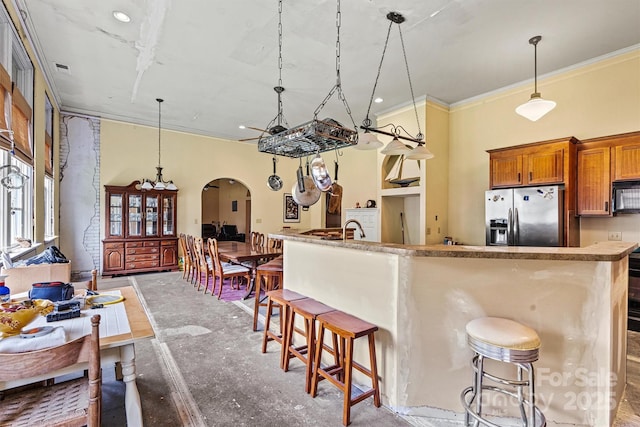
[97,271,640,426]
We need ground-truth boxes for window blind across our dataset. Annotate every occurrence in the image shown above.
[11,84,32,165]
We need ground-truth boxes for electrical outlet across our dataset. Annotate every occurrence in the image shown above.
[608,231,622,241]
[256,218,262,224]
[427,227,431,235]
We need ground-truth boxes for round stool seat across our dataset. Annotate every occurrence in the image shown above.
[466,317,540,363]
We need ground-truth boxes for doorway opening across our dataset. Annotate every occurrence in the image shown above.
[201,178,250,242]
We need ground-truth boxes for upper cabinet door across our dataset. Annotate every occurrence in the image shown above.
[613,143,640,181]
[127,194,143,237]
[162,194,176,236]
[490,154,523,188]
[145,195,159,237]
[526,148,564,185]
[107,193,124,237]
[577,147,611,216]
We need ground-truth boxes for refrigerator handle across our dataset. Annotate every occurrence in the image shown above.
[508,208,513,245]
[514,207,519,245]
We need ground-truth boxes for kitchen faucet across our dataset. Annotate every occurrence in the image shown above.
[343,219,366,241]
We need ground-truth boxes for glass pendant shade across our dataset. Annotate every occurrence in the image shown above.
[516,36,556,122]
[381,137,411,156]
[141,179,153,190]
[515,93,556,122]
[154,181,166,190]
[166,181,177,191]
[354,131,383,150]
[406,143,434,160]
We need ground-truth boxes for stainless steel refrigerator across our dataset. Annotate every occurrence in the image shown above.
[485,185,564,246]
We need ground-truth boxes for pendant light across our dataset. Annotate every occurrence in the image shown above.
[140,98,177,191]
[515,35,556,121]
[361,12,433,160]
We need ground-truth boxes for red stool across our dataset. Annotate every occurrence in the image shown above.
[283,298,337,394]
[261,288,308,368]
[311,310,381,426]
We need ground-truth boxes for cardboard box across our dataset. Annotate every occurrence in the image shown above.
[0,262,72,295]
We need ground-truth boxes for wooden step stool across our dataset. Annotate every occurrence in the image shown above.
[311,310,381,426]
[254,257,283,331]
[261,288,308,368]
[283,298,337,393]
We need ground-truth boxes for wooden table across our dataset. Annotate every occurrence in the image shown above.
[1,286,153,427]
[216,241,283,299]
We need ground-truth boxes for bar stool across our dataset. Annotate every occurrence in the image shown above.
[283,298,337,394]
[460,317,546,427]
[253,257,283,331]
[310,310,381,426]
[261,288,308,368]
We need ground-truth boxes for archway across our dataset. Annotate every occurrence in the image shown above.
[201,178,250,242]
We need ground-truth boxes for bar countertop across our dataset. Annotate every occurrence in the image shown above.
[271,231,638,261]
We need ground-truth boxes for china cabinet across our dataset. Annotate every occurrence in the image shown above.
[103,181,178,276]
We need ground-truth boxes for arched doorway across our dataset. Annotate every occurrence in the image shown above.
[201,178,250,242]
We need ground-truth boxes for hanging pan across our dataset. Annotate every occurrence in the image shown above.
[267,157,283,191]
[292,159,321,207]
[310,153,332,192]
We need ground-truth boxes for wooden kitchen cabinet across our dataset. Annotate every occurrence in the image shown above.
[488,140,571,188]
[577,147,611,216]
[103,181,178,276]
[612,132,640,181]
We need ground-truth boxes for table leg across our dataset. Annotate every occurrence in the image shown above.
[243,264,258,300]
[120,343,144,427]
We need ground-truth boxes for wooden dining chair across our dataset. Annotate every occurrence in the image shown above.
[250,231,265,250]
[178,233,194,282]
[0,314,102,427]
[186,234,199,286]
[267,237,283,250]
[193,236,213,292]
[208,238,251,299]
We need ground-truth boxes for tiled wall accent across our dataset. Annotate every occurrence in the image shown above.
[59,113,101,280]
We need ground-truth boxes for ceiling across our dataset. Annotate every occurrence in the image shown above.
[14,0,640,142]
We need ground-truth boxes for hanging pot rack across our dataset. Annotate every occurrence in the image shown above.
[258,0,358,158]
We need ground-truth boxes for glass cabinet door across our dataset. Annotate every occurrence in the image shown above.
[128,194,142,237]
[145,195,159,236]
[162,195,175,236]
[109,194,123,237]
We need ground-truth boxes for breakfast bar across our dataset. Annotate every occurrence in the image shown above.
[272,232,637,426]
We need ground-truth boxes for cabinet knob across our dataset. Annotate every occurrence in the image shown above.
[529,171,533,181]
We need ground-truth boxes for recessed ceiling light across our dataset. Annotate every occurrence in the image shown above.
[374,97,383,104]
[112,11,131,23]
[238,125,246,129]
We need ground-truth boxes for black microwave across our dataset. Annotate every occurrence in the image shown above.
[612,182,640,214]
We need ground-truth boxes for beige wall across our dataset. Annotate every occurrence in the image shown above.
[99,120,378,241]
[448,49,640,246]
[376,99,450,245]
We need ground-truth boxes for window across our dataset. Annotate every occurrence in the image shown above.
[1,153,32,249]
[44,175,54,238]
[0,5,34,251]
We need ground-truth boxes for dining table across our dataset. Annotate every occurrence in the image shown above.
[216,240,283,299]
[1,286,153,427]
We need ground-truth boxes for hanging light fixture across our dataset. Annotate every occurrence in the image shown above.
[255,0,289,142]
[258,0,358,158]
[360,12,433,160]
[140,98,177,191]
[515,35,556,121]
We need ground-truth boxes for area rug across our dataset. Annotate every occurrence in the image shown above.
[198,277,253,302]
